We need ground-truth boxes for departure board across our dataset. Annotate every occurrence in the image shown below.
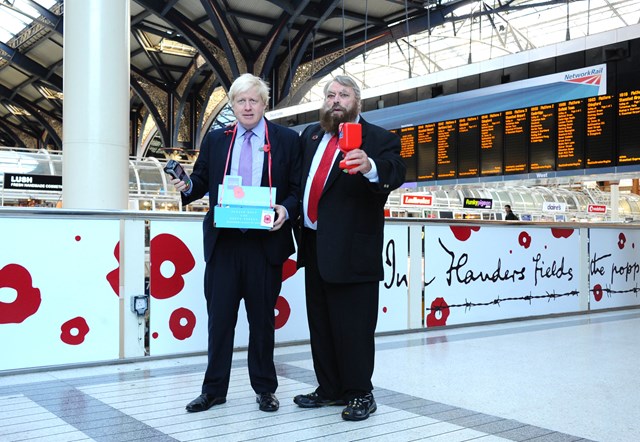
[390,88,639,183]
[398,126,418,182]
[617,90,640,165]
[504,108,529,174]
[457,116,479,177]
[417,123,437,180]
[586,95,615,168]
[529,104,556,171]
[480,112,503,175]
[437,120,457,178]
[557,100,585,169]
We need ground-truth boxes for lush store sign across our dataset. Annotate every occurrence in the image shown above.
[3,173,62,191]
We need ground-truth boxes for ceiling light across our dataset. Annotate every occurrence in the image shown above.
[157,39,197,57]
[37,85,63,100]
[6,104,30,116]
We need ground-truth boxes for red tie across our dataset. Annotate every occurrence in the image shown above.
[308,135,338,223]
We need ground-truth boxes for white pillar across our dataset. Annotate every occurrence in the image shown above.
[610,183,620,222]
[62,0,130,209]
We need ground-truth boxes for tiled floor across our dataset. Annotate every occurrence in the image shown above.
[2,309,639,441]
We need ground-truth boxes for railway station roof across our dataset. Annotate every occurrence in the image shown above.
[0,1,639,149]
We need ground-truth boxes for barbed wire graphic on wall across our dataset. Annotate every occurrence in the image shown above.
[427,284,640,314]
[425,290,579,313]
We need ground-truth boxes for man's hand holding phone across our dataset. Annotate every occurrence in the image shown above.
[169,177,191,192]
[164,160,192,193]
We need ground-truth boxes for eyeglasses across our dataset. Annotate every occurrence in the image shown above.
[234,98,262,107]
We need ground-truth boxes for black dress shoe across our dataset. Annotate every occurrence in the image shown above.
[293,391,346,408]
[341,393,377,421]
[256,392,279,412]
[185,393,226,412]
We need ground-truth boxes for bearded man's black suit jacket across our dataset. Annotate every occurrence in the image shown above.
[297,117,406,282]
[296,116,406,401]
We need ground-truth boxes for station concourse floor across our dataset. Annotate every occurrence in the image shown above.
[1,308,639,442]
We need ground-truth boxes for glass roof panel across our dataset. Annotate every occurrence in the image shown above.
[0,0,56,44]
[302,0,640,103]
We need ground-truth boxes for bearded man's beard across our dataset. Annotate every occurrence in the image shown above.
[320,104,359,134]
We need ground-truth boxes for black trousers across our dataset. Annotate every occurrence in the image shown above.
[201,228,282,397]
[302,228,379,401]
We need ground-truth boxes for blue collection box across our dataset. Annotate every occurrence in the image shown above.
[213,183,276,229]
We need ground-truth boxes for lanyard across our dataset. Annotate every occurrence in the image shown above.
[218,121,274,208]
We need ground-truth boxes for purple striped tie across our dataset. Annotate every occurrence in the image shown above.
[238,130,253,186]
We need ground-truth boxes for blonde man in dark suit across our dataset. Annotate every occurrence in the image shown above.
[171,73,301,413]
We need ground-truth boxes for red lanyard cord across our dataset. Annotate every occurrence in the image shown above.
[218,121,274,208]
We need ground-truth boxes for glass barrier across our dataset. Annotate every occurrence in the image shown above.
[1,146,638,221]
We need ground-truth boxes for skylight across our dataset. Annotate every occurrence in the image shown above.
[301,0,640,104]
[0,0,56,44]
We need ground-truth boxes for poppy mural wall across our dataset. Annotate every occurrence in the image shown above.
[2,212,639,373]
[147,221,412,356]
[379,224,411,332]
[424,225,582,327]
[0,218,121,371]
[589,228,640,309]
[147,220,313,356]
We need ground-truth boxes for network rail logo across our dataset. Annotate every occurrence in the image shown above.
[564,67,603,85]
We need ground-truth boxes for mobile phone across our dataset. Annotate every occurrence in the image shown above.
[163,159,191,185]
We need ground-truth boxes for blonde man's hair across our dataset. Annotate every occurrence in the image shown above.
[228,73,270,105]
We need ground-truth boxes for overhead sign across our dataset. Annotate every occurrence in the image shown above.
[3,173,62,192]
[588,204,607,213]
[463,197,493,209]
[401,194,433,206]
[542,201,567,212]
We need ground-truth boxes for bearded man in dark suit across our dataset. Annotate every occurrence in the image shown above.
[293,75,406,421]
[171,73,301,413]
